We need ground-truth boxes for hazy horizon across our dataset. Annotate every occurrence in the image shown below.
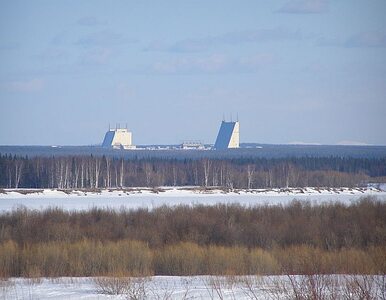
[1,1,386,146]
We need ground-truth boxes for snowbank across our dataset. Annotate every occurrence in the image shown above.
[0,187,385,212]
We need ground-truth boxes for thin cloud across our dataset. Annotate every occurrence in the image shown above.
[35,48,68,61]
[51,31,71,46]
[0,42,20,51]
[80,48,112,65]
[315,36,342,47]
[152,53,275,74]
[316,31,386,48]
[345,31,386,48]
[336,140,371,146]
[277,0,329,14]
[153,54,229,73]
[170,39,209,52]
[143,41,167,52]
[77,16,107,26]
[238,53,275,69]
[75,31,137,47]
[146,28,304,53]
[2,79,45,92]
[116,83,135,99]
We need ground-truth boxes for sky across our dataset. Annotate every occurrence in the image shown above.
[0,0,386,146]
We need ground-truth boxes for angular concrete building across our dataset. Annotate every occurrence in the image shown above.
[214,121,240,150]
[102,128,135,149]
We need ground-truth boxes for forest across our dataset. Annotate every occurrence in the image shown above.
[0,154,385,189]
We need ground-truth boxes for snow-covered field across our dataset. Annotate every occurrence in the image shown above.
[0,187,385,212]
[1,275,385,300]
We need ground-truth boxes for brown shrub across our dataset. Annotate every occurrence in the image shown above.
[0,240,19,277]
[248,248,280,275]
[154,242,205,275]
[0,240,384,277]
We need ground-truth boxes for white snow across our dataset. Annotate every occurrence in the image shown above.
[0,187,385,212]
[1,275,385,300]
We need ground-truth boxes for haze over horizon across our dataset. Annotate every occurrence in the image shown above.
[1,1,386,146]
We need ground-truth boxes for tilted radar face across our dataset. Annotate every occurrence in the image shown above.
[102,128,135,150]
[214,121,239,150]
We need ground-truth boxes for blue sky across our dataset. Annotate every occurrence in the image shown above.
[1,0,386,145]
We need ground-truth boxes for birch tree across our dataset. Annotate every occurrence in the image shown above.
[94,157,101,188]
[202,159,211,187]
[105,157,111,188]
[247,164,254,189]
[14,160,23,188]
[119,159,124,188]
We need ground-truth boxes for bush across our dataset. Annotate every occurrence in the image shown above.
[0,240,18,277]
[154,242,205,275]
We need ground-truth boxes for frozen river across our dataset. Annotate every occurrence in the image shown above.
[1,187,385,212]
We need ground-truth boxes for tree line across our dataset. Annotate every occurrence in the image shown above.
[0,154,385,189]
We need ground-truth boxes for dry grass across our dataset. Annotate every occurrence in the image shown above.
[93,275,150,299]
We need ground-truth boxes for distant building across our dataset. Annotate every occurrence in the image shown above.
[181,141,204,150]
[214,121,240,150]
[102,128,136,150]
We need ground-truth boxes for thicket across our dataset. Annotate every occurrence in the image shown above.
[0,240,384,277]
[0,198,385,277]
[1,198,384,249]
[0,154,385,189]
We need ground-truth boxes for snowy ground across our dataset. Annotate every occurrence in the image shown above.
[1,275,385,300]
[0,187,385,212]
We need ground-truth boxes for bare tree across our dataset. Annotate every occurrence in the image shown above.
[119,159,125,188]
[6,161,12,188]
[94,157,101,188]
[247,164,254,189]
[57,159,64,189]
[203,159,211,187]
[80,159,85,189]
[64,159,69,188]
[172,165,177,186]
[74,161,80,188]
[193,163,199,186]
[88,160,94,188]
[114,163,118,187]
[105,157,111,188]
